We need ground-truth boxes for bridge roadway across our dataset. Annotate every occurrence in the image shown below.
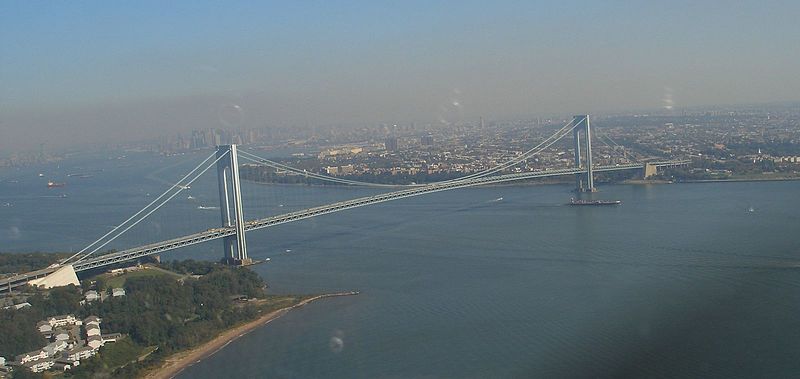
[1,160,687,290]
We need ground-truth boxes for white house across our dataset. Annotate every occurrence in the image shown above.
[48,315,77,327]
[62,346,95,361]
[23,358,54,373]
[16,350,48,364]
[86,325,101,337]
[42,340,68,357]
[86,335,104,350]
[83,316,101,327]
[37,321,53,334]
[84,290,99,302]
[112,287,126,297]
[53,330,70,341]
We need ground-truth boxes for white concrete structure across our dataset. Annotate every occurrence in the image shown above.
[28,265,79,288]
[48,315,77,327]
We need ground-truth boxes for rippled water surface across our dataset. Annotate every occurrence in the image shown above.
[2,152,799,378]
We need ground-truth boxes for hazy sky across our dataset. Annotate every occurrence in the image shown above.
[2,1,799,152]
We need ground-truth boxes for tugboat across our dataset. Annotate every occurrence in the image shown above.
[569,198,621,206]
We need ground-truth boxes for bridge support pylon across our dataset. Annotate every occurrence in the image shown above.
[572,115,596,192]
[642,163,658,179]
[216,144,251,265]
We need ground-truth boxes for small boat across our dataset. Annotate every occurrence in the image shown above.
[187,195,195,200]
[47,181,66,188]
[38,173,44,177]
[569,198,621,206]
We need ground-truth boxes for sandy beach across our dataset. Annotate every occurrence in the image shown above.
[144,291,359,379]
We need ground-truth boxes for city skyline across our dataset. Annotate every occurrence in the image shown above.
[2,1,800,152]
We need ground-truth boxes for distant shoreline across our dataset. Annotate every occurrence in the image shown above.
[677,177,800,183]
[143,291,359,379]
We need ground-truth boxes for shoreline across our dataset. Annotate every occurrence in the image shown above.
[677,177,800,183]
[143,291,359,379]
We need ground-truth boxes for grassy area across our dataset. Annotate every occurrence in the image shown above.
[253,294,316,313]
[65,338,149,378]
[101,265,184,288]
[0,252,70,277]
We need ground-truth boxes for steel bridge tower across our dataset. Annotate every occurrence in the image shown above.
[572,115,596,192]
[216,144,251,265]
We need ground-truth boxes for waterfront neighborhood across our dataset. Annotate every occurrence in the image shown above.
[136,106,800,185]
[11,314,121,374]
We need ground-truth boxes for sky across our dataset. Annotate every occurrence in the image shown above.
[1,1,799,152]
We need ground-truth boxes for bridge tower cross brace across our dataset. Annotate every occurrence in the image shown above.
[572,115,596,192]
[216,144,251,265]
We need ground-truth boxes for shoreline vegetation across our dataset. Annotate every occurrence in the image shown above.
[0,257,360,379]
[143,291,359,379]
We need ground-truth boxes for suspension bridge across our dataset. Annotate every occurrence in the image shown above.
[1,115,688,292]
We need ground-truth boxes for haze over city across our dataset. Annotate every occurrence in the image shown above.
[4,2,800,378]
[2,1,799,152]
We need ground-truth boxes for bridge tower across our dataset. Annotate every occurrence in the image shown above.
[216,144,251,265]
[572,115,596,192]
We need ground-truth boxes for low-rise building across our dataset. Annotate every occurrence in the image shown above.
[37,321,53,334]
[16,350,48,364]
[48,315,77,327]
[84,290,99,302]
[56,357,79,367]
[22,359,54,373]
[101,333,122,342]
[83,316,101,327]
[86,335,104,350]
[52,361,72,371]
[42,341,68,357]
[53,330,70,341]
[62,346,95,361]
[2,302,31,310]
[112,287,126,297]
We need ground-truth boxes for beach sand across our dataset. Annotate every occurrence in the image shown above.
[144,291,358,379]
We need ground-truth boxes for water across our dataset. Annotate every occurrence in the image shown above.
[2,154,800,377]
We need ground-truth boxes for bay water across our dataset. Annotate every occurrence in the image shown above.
[2,152,799,378]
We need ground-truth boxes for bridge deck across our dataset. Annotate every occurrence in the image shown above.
[1,160,688,290]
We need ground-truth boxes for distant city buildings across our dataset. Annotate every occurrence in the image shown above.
[384,136,399,152]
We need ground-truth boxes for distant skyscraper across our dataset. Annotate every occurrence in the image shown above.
[421,134,434,146]
[385,136,398,151]
[480,117,485,129]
